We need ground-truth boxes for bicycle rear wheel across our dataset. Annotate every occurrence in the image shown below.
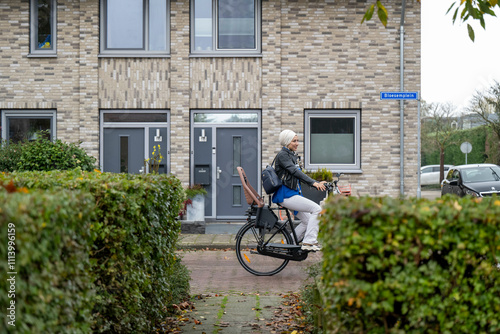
[235,221,293,276]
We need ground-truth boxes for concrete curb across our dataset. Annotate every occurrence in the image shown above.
[178,234,237,250]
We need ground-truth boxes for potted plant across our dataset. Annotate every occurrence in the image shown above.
[180,184,207,221]
[301,168,333,204]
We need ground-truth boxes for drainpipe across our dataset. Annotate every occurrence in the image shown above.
[399,0,406,196]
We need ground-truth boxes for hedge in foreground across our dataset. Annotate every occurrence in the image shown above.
[318,195,500,334]
[0,169,187,333]
[0,188,95,333]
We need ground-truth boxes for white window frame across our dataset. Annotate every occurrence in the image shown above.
[1,110,57,142]
[190,0,261,57]
[29,0,57,57]
[304,109,362,173]
[99,0,170,57]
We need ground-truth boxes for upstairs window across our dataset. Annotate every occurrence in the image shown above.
[304,110,362,173]
[191,0,261,56]
[100,0,170,56]
[30,0,57,56]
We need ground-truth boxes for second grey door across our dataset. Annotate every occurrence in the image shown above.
[216,128,258,219]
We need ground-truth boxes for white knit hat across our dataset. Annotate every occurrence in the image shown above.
[279,129,297,147]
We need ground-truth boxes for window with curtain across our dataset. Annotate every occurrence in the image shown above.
[304,110,361,172]
[30,0,57,56]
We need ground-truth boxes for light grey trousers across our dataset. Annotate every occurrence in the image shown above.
[280,195,322,245]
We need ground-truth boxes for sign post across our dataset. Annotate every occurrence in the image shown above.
[460,142,472,164]
[380,91,421,198]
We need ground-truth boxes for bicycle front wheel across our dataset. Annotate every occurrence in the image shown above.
[235,221,293,276]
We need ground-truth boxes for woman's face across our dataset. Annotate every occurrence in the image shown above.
[287,135,299,151]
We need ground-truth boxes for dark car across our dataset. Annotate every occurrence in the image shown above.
[441,164,500,197]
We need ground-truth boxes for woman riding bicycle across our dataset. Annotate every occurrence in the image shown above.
[272,129,327,252]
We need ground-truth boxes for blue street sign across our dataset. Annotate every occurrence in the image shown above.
[380,92,419,100]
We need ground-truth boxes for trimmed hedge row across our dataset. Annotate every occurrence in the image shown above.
[0,189,95,333]
[317,195,500,334]
[0,169,187,333]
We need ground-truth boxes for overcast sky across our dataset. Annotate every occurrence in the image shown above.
[421,0,500,113]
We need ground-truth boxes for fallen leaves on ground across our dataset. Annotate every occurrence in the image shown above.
[265,293,313,334]
[156,292,313,333]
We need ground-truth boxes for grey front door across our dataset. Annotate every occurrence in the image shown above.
[216,128,258,219]
[103,128,145,174]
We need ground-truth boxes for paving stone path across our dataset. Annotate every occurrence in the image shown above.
[177,249,321,333]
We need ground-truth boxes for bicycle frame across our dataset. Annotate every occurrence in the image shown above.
[236,204,308,261]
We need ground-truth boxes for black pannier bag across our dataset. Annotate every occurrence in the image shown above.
[255,206,278,229]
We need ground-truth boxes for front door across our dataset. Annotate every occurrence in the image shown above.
[103,127,169,174]
[216,128,258,219]
[103,128,145,174]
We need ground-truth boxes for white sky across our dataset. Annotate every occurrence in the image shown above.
[421,0,500,113]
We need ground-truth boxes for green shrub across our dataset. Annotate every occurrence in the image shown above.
[300,263,325,334]
[0,187,95,333]
[318,195,500,334]
[0,169,186,333]
[0,142,21,172]
[304,168,333,181]
[0,133,97,172]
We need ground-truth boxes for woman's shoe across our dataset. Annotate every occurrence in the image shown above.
[301,243,321,252]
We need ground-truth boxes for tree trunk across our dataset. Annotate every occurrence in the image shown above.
[439,147,445,184]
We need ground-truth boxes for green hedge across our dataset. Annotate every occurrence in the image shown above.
[0,188,95,333]
[317,195,500,334]
[0,134,97,172]
[0,169,187,333]
[422,126,491,166]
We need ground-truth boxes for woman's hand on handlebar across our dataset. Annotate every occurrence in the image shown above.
[313,181,327,191]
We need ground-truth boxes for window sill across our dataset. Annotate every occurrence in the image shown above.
[27,54,57,58]
[189,53,262,58]
[305,167,363,174]
[98,54,171,58]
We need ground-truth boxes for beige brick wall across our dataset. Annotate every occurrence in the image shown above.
[0,0,420,196]
[0,0,99,157]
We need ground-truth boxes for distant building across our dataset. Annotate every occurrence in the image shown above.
[461,113,499,130]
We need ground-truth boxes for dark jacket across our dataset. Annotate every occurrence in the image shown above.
[274,147,316,191]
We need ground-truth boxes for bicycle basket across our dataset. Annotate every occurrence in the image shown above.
[255,206,278,229]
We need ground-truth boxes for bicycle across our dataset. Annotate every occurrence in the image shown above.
[235,167,350,276]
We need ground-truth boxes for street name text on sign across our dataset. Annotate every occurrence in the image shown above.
[380,92,419,100]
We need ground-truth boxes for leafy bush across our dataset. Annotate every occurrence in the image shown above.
[0,169,187,333]
[304,168,333,181]
[318,195,500,333]
[0,132,96,172]
[300,263,325,334]
[0,142,21,172]
[0,186,95,333]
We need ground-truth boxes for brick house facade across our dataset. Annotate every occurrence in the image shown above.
[0,0,420,219]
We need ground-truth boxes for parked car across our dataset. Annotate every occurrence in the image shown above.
[441,164,500,197]
[420,164,453,185]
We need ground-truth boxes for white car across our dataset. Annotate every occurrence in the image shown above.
[420,164,453,185]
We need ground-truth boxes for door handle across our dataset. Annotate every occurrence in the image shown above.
[217,166,222,179]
